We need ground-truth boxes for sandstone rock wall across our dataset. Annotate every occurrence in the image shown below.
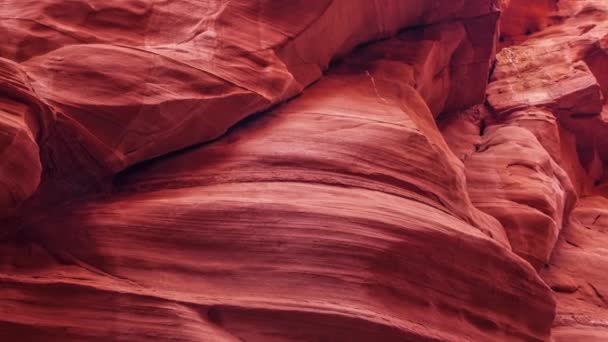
[1,0,607,341]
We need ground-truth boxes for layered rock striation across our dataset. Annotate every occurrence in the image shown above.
[1,0,607,341]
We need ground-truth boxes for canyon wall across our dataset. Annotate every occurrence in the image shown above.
[0,0,607,341]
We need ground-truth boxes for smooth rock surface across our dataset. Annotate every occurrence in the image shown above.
[452,122,576,270]
[0,0,500,184]
[498,0,558,47]
[0,58,41,220]
[2,0,608,341]
[3,54,555,341]
[542,195,608,341]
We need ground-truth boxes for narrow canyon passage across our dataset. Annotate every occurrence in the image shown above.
[0,0,607,341]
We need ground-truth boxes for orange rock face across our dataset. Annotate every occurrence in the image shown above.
[1,0,608,341]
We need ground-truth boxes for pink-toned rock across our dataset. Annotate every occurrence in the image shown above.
[542,195,608,341]
[504,109,592,194]
[4,48,555,340]
[442,111,577,270]
[0,1,568,340]
[0,0,501,184]
[4,0,608,341]
[488,0,608,164]
[488,58,603,117]
[450,1,608,338]
[499,0,558,47]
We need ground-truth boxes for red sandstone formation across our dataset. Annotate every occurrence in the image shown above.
[1,0,607,341]
[498,0,558,47]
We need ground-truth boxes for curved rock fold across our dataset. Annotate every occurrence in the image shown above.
[1,0,608,341]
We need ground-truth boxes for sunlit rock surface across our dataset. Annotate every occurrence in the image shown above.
[1,0,608,341]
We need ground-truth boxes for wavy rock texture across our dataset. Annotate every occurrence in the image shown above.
[0,58,42,220]
[542,195,608,341]
[1,0,608,341]
[0,0,499,188]
[444,0,608,339]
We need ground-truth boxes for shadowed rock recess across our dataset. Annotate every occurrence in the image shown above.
[1,0,607,341]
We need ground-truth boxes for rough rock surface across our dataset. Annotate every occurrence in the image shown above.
[443,0,608,339]
[1,0,607,341]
